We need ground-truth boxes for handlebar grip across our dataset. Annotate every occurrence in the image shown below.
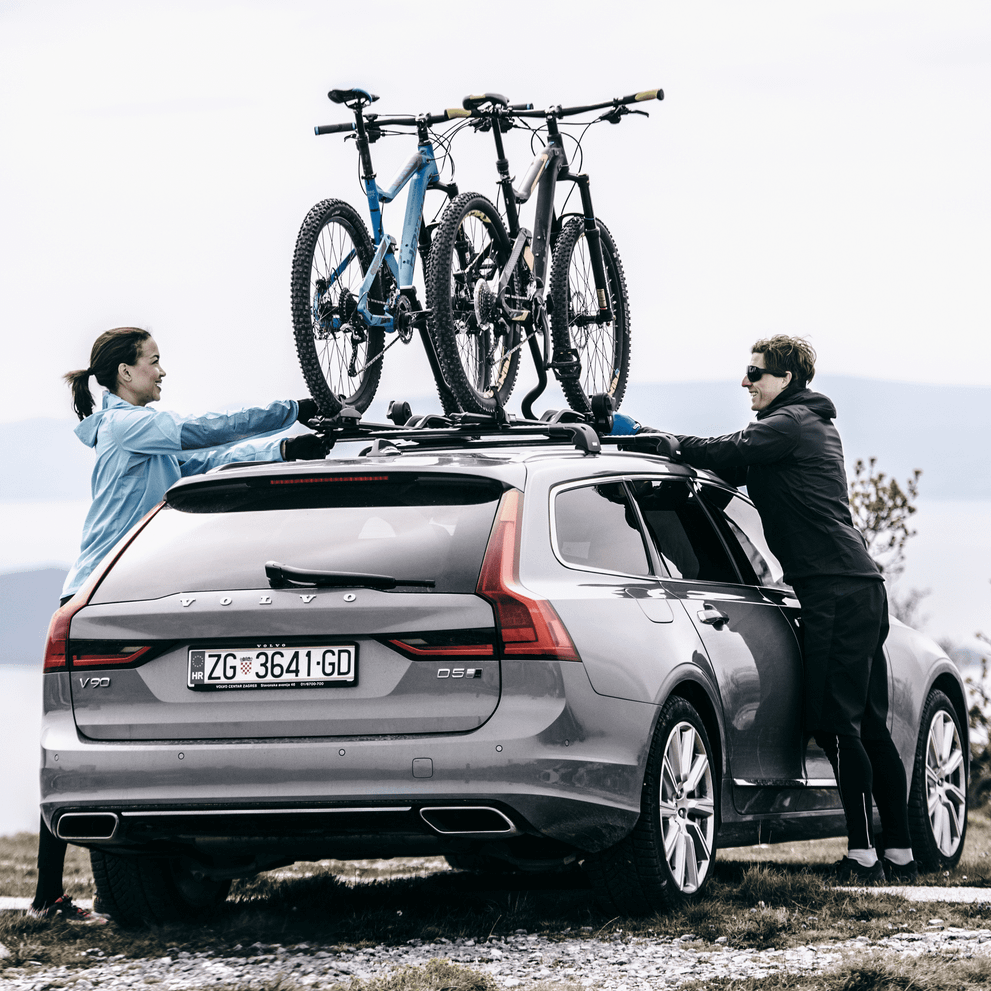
[510,102,534,111]
[462,92,509,111]
[444,108,473,118]
[315,122,357,135]
[630,89,663,103]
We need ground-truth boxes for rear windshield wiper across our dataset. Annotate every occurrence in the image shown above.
[265,561,435,590]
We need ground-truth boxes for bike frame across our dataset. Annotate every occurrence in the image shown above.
[348,114,441,331]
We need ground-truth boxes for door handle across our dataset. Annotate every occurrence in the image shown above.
[697,604,729,629]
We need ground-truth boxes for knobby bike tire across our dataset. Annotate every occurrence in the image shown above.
[290,198,385,415]
[425,192,521,415]
[548,216,630,414]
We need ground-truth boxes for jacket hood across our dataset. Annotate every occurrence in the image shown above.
[74,392,135,448]
[757,387,836,422]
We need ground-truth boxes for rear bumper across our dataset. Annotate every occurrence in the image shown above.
[41,661,655,857]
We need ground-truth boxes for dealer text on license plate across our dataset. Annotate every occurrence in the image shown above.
[187,645,357,691]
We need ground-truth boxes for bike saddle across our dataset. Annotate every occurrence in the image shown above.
[328,88,378,106]
[462,92,509,111]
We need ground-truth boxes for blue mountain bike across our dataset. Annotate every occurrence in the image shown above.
[292,87,517,415]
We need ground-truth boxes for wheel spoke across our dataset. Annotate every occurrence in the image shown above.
[687,797,715,819]
[684,751,709,794]
[670,828,688,885]
[686,819,712,860]
[681,835,699,890]
[942,748,964,776]
[677,726,697,780]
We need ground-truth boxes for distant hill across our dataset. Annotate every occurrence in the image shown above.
[0,568,68,666]
[1,376,986,501]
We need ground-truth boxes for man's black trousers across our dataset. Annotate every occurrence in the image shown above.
[791,575,912,852]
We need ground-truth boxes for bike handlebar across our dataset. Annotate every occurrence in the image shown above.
[314,90,661,136]
[314,107,475,136]
[510,88,663,119]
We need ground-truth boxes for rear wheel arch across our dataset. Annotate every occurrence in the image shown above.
[669,678,725,788]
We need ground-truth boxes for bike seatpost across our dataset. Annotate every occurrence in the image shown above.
[490,113,521,237]
[352,107,376,182]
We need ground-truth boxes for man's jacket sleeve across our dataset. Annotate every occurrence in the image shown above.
[677,412,801,471]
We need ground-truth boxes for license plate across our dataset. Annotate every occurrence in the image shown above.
[187,645,358,691]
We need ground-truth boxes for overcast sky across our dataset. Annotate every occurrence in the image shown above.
[1,0,989,424]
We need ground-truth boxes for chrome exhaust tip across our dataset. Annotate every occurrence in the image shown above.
[55,812,119,841]
[419,806,519,836]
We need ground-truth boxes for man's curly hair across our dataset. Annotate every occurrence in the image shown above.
[751,335,817,390]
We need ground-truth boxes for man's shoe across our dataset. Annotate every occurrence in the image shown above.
[829,856,886,885]
[883,858,919,883]
[27,895,108,924]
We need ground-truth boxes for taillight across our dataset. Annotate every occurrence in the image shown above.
[476,489,579,661]
[41,502,165,673]
[70,646,154,668]
[42,602,79,672]
[387,632,495,659]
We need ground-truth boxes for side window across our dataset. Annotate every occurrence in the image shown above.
[696,485,787,587]
[628,479,739,584]
[554,482,651,576]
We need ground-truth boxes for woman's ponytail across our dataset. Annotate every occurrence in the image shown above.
[64,328,150,421]
[63,367,96,420]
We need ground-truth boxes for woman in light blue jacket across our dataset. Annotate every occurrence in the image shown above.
[31,326,323,921]
[60,327,323,602]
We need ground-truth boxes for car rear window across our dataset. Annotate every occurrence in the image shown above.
[92,473,505,602]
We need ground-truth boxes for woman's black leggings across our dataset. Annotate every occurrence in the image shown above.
[32,816,68,910]
[793,576,912,852]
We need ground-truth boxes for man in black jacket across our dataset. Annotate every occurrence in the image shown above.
[674,335,917,884]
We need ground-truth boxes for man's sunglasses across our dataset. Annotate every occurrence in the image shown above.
[746,365,786,383]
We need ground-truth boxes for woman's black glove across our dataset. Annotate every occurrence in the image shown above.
[296,398,320,425]
[282,433,330,461]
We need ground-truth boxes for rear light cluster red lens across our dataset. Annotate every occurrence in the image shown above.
[42,503,165,673]
[70,646,154,668]
[387,638,494,658]
[476,489,579,661]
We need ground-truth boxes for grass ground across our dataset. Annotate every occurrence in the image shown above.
[0,812,988,979]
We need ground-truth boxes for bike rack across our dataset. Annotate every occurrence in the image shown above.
[305,393,666,460]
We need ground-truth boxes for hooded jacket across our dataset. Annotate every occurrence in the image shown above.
[62,392,298,599]
[676,388,879,584]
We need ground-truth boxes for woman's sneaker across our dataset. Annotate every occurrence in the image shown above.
[883,858,919,883]
[829,856,886,885]
[27,895,108,924]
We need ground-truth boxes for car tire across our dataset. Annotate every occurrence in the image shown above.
[583,695,718,915]
[907,688,968,872]
[91,850,231,928]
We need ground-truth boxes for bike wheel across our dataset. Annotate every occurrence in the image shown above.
[290,199,385,415]
[548,216,630,414]
[426,192,521,415]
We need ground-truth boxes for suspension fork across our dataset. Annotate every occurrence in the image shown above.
[558,171,614,323]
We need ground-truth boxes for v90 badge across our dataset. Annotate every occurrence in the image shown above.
[79,677,111,688]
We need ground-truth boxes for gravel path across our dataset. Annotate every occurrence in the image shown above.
[2,926,991,990]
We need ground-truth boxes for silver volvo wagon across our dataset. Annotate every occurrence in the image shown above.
[40,419,969,925]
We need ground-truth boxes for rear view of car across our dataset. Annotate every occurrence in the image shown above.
[40,458,650,925]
